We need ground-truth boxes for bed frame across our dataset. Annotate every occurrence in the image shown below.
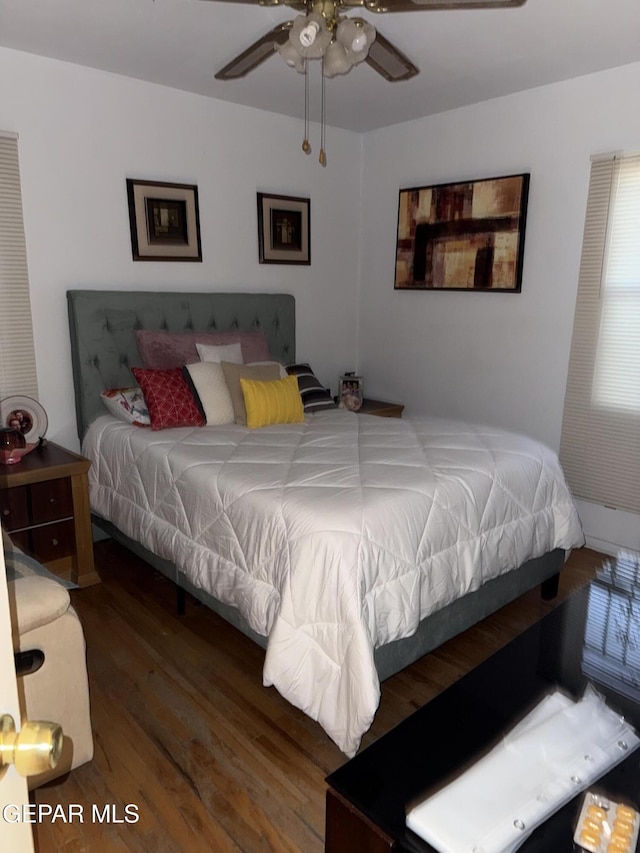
[67,289,563,682]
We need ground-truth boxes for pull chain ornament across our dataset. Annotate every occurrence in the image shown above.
[319,60,327,167]
[302,61,312,155]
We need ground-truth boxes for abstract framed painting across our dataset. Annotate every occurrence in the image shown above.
[394,173,530,291]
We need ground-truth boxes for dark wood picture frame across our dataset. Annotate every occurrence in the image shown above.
[257,193,310,265]
[394,173,529,291]
[126,179,202,262]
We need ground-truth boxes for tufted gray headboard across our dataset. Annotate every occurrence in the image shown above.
[67,290,296,441]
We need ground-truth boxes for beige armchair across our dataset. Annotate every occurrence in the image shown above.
[8,574,94,788]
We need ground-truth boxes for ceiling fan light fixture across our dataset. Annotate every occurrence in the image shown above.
[277,40,306,72]
[336,19,376,64]
[323,41,354,77]
[290,12,332,58]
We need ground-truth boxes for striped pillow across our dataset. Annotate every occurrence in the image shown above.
[286,363,337,413]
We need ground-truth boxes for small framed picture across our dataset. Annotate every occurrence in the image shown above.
[257,192,310,265]
[339,374,363,411]
[126,178,202,261]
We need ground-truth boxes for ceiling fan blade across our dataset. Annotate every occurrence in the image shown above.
[350,0,525,11]
[215,22,292,79]
[201,0,309,9]
[365,29,418,81]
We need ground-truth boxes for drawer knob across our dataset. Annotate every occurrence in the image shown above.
[49,497,57,504]
[2,509,8,516]
[51,538,59,547]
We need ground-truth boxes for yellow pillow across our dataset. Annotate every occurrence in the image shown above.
[240,375,304,428]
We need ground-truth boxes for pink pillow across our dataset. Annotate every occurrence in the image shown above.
[136,330,270,369]
[131,367,204,431]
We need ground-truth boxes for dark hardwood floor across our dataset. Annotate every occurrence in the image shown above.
[32,542,605,852]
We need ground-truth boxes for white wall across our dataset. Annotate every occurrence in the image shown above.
[359,61,640,553]
[0,47,362,452]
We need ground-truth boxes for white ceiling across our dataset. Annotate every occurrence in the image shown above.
[1,0,640,133]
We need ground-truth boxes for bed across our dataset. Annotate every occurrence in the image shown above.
[67,289,584,756]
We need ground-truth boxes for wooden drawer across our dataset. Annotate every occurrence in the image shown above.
[0,442,99,586]
[30,520,75,563]
[30,478,73,524]
[0,486,29,532]
[8,529,30,554]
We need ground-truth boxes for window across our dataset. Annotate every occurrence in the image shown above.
[582,552,640,700]
[0,132,38,401]
[592,156,640,412]
[559,154,640,514]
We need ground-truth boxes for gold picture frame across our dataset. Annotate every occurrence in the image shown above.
[257,193,310,265]
[126,178,202,262]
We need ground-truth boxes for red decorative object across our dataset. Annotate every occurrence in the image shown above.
[0,427,36,465]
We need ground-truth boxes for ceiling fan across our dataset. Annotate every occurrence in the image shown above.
[209,0,527,84]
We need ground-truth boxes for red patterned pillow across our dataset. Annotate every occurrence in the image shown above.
[131,367,204,431]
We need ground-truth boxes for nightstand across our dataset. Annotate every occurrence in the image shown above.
[0,442,99,587]
[359,398,405,418]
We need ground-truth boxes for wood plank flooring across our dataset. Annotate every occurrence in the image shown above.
[32,543,605,852]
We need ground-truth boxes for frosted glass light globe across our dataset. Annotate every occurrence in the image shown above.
[336,18,375,64]
[351,32,367,52]
[323,41,353,77]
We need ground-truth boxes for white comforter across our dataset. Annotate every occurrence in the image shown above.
[83,410,584,755]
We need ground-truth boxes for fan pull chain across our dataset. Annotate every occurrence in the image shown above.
[302,61,311,155]
[319,61,327,167]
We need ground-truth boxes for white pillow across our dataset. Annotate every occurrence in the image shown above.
[196,341,243,364]
[183,362,235,425]
[100,387,150,426]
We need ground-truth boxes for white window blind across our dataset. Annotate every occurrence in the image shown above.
[559,154,640,514]
[0,132,38,401]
